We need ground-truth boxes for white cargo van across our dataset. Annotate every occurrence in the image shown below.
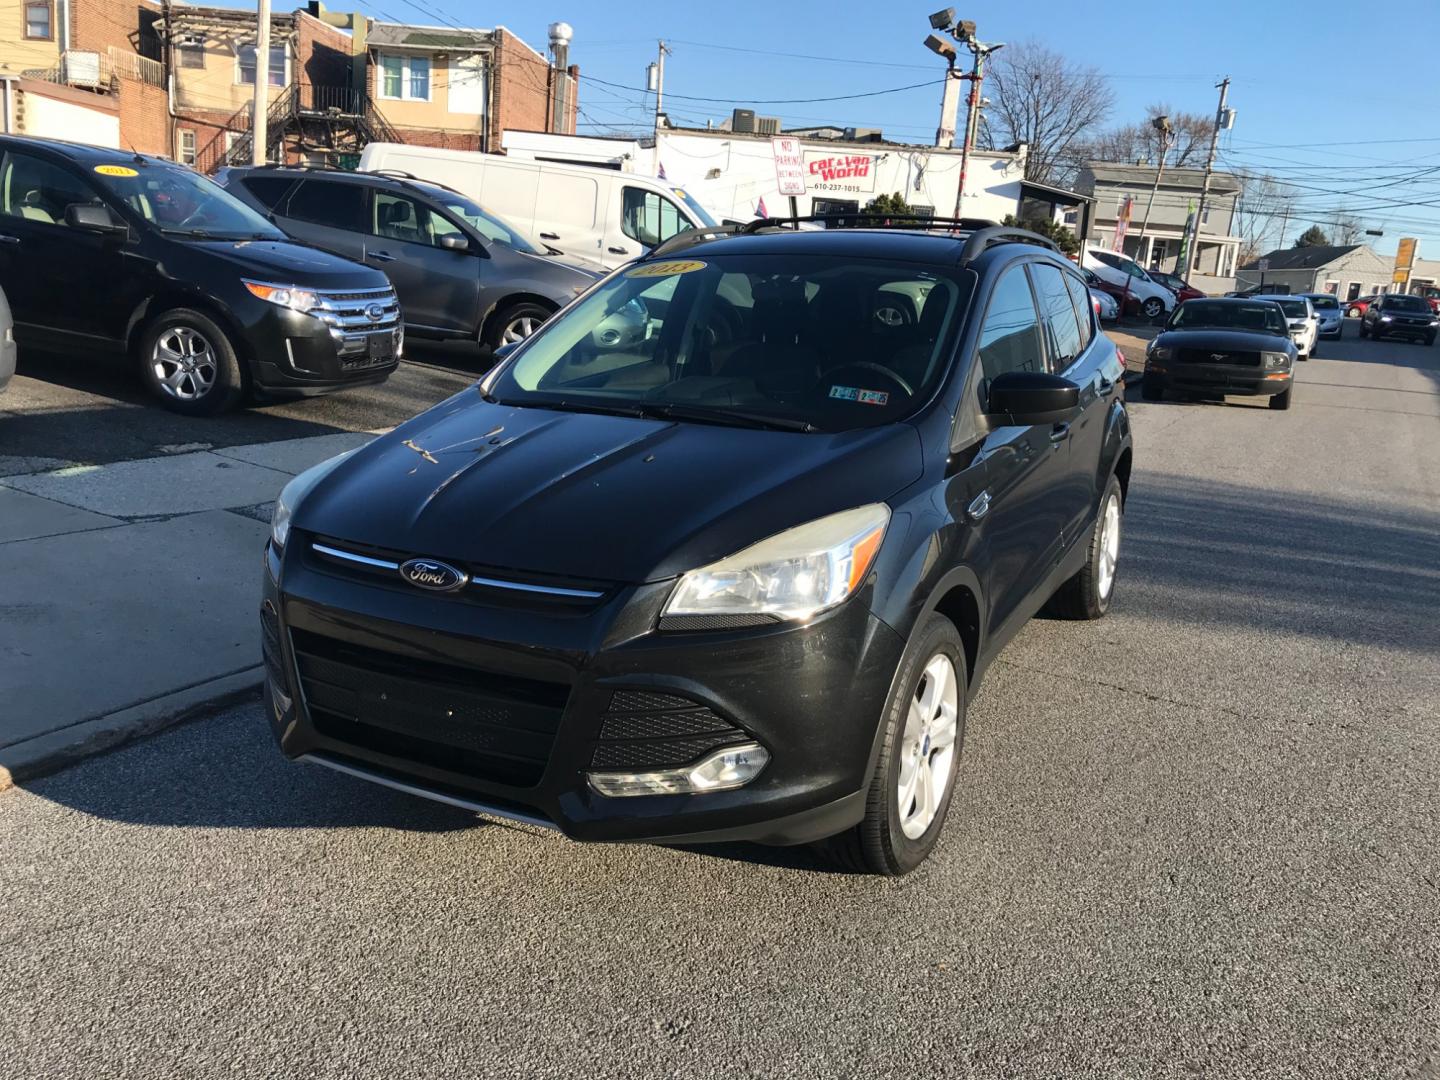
[357,143,720,270]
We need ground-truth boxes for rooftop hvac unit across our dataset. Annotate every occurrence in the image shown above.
[731,108,756,133]
[755,115,781,135]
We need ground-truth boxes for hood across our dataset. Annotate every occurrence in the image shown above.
[538,248,608,276]
[294,392,923,584]
[1156,328,1293,352]
[186,238,387,289]
[501,247,598,301]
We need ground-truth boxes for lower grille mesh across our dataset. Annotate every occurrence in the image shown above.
[590,688,751,770]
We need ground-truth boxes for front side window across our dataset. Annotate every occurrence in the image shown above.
[413,184,540,254]
[486,254,966,433]
[0,152,101,227]
[24,0,52,39]
[237,44,286,87]
[377,54,430,101]
[372,191,439,246]
[286,180,365,231]
[622,187,688,247]
[1030,262,1084,371]
[977,265,1045,385]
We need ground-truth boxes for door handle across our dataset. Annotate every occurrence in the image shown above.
[367,250,396,263]
[1097,375,1114,394]
[0,234,19,245]
[966,490,991,521]
[607,246,629,255]
[539,232,560,240]
[1049,422,1071,445]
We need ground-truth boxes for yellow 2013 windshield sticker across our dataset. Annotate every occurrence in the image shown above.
[626,260,706,278]
[94,165,139,177]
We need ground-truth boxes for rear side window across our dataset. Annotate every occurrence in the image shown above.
[285,179,365,231]
[977,266,1045,385]
[1030,262,1084,370]
[1060,269,1094,353]
[241,176,296,211]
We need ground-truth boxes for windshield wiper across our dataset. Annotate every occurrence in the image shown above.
[636,403,818,432]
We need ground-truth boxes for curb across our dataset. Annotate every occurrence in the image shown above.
[0,667,264,790]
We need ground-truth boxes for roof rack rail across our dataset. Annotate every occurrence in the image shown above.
[956,225,1060,264]
[648,224,746,259]
[740,213,1002,234]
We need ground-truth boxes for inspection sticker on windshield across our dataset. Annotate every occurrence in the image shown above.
[829,385,889,406]
[626,259,707,278]
[94,164,139,177]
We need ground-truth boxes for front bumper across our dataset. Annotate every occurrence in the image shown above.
[1147,363,1291,396]
[1370,320,1436,340]
[235,293,403,397]
[260,535,904,845]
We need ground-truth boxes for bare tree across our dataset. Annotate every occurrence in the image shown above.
[1086,104,1215,168]
[1232,172,1295,264]
[984,40,1115,186]
[1330,212,1365,245]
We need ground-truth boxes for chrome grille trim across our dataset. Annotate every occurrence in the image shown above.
[313,542,400,571]
[311,540,608,599]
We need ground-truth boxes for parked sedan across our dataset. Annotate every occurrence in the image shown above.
[1143,298,1297,410]
[219,166,596,350]
[1359,292,1438,344]
[1148,270,1205,302]
[0,282,13,393]
[1345,295,1378,319]
[1090,287,1120,321]
[1078,266,1137,317]
[1082,248,1175,319]
[1300,293,1343,339]
[1253,294,1317,358]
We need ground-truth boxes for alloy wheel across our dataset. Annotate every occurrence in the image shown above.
[896,652,959,840]
[1097,491,1121,600]
[151,325,217,401]
[502,316,540,344]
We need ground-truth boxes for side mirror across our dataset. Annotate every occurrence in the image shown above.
[66,203,127,237]
[986,371,1080,426]
[492,341,519,360]
[438,234,470,252]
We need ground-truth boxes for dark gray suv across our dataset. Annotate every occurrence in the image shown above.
[217,166,596,350]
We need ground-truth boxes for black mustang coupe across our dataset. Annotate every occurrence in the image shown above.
[1142,298,1299,411]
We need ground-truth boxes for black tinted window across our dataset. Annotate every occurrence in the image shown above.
[1031,263,1084,370]
[1061,270,1094,352]
[242,176,296,211]
[978,266,1045,383]
[285,180,364,231]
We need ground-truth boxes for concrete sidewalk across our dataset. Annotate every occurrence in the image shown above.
[0,432,377,787]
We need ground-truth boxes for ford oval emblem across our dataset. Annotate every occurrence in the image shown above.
[398,558,468,593]
[366,303,386,322]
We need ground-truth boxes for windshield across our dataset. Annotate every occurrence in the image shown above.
[1306,295,1339,310]
[413,183,542,255]
[1269,299,1309,318]
[1169,300,1287,334]
[1384,295,1430,313]
[485,254,966,433]
[670,187,718,228]
[93,163,283,240]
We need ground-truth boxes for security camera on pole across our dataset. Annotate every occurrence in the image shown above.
[922,10,1003,223]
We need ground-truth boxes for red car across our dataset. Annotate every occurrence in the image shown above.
[1345,295,1380,319]
[1148,270,1205,302]
[1078,266,1141,316]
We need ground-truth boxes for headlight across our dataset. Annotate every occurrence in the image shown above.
[1380,315,1393,322]
[1147,345,1173,361]
[663,504,890,622]
[245,279,321,314]
[1261,351,1290,370]
[271,449,359,549]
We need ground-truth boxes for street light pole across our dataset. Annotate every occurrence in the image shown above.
[923,15,1002,224]
[1133,115,1172,269]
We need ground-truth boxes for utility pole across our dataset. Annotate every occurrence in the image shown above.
[1186,76,1229,275]
[651,40,669,176]
[1134,115,1172,267]
[923,16,1003,223]
[251,0,271,166]
[1276,198,1291,250]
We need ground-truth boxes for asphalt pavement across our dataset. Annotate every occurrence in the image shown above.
[3,328,1439,1079]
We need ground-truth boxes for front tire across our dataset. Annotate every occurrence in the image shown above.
[1142,296,1164,320]
[1269,385,1293,411]
[1358,321,1369,339]
[1046,475,1123,620]
[138,308,245,416]
[818,612,965,876]
[483,300,555,351]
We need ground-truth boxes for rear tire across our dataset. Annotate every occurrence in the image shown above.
[137,308,245,416]
[1141,374,1165,401]
[1269,385,1293,411]
[483,300,555,351]
[1046,475,1123,621]
[817,612,966,876]
[1426,334,1436,347]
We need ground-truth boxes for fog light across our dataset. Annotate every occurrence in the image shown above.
[586,742,770,797]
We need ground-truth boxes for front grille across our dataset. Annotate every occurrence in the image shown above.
[590,688,751,770]
[291,628,569,787]
[260,601,284,685]
[311,286,403,361]
[1177,348,1260,367]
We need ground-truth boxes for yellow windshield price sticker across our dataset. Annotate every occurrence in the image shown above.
[94,165,139,177]
[626,260,706,278]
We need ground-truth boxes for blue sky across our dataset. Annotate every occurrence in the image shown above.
[321,1,1440,252]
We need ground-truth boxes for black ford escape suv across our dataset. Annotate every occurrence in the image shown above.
[0,136,400,415]
[261,218,1133,875]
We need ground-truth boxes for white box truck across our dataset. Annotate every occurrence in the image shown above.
[357,143,720,270]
